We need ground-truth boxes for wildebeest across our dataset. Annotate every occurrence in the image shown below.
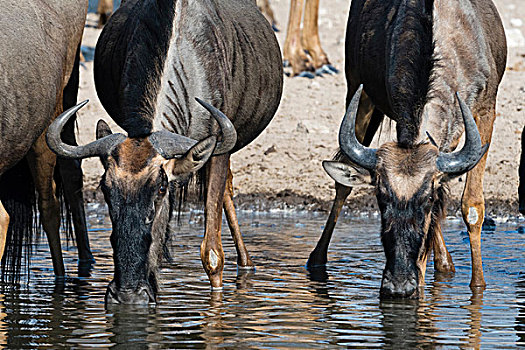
[0,0,92,278]
[308,0,506,298]
[48,0,283,304]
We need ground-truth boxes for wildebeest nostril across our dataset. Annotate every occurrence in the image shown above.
[105,281,155,305]
[380,274,418,299]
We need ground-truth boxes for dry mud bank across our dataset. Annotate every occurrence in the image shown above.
[77,0,525,218]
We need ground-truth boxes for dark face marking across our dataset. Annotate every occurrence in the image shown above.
[101,138,174,305]
[100,136,215,304]
[375,143,441,298]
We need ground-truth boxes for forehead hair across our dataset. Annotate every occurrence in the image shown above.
[376,142,439,200]
[111,138,157,174]
[105,138,168,197]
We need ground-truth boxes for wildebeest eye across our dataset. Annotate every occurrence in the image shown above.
[158,184,167,196]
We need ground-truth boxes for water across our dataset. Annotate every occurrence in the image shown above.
[0,205,523,348]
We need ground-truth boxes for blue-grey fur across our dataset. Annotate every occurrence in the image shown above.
[95,0,283,150]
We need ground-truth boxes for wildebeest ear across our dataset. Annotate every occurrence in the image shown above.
[170,136,217,176]
[96,119,114,169]
[322,161,372,188]
[96,119,113,140]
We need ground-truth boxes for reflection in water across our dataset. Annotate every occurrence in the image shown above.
[379,299,431,348]
[0,210,521,348]
[107,307,153,349]
[518,277,525,345]
[464,289,484,349]
[0,294,5,349]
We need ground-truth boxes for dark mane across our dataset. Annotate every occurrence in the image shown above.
[387,0,435,147]
[95,0,176,137]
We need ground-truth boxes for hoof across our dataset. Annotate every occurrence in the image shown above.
[297,71,316,79]
[325,64,339,74]
[315,64,339,76]
[307,265,329,282]
[306,250,328,269]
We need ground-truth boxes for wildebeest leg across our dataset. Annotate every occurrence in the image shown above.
[431,218,454,273]
[57,158,93,264]
[461,110,496,288]
[28,133,65,277]
[201,154,229,289]
[307,92,380,268]
[223,163,254,268]
[283,0,314,76]
[307,183,352,268]
[0,201,9,261]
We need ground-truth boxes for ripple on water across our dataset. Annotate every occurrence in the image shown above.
[0,210,522,348]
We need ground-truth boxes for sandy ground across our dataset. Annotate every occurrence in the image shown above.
[77,0,525,217]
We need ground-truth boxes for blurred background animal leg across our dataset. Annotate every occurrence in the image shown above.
[256,0,277,31]
[97,0,113,27]
[283,0,314,76]
[302,0,337,75]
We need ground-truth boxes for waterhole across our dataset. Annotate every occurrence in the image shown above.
[0,205,523,348]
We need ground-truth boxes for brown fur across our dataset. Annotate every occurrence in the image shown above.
[105,145,167,198]
[113,138,156,174]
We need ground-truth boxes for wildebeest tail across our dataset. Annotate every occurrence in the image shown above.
[0,158,36,282]
[387,0,435,147]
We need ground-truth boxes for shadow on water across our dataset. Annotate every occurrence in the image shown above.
[0,209,522,348]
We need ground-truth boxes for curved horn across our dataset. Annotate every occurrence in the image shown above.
[195,98,237,155]
[339,84,377,170]
[46,100,126,159]
[148,130,199,159]
[436,93,489,174]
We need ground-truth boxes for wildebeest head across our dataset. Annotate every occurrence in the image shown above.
[47,98,236,305]
[324,85,488,299]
